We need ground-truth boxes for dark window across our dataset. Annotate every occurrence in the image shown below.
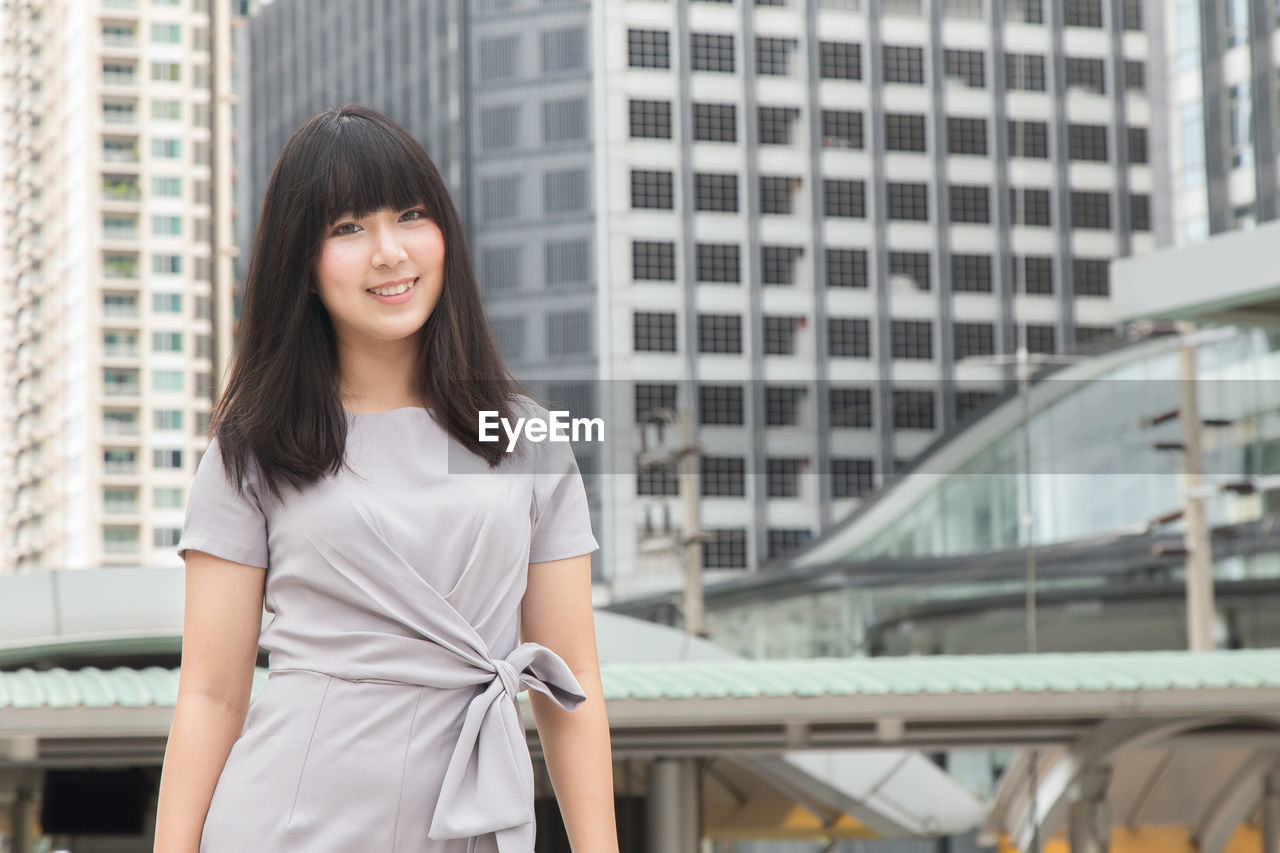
[693,102,737,142]
[1066,57,1106,95]
[1074,325,1115,346]
[832,458,875,498]
[541,26,586,73]
[1064,0,1102,27]
[827,248,868,289]
[635,383,678,423]
[886,113,927,152]
[765,386,804,426]
[695,173,739,212]
[1008,120,1049,158]
[759,106,801,145]
[1122,0,1142,30]
[763,316,800,355]
[886,182,929,221]
[702,528,747,569]
[829,317,871,358]
[1131,194,1151,232]
[1005,0,1044,24]
[480,105,520,150]
[757,37,797,76]
[1128,127,1149,163]
[633,241,676,281]
[543,98,587,143]
[631,169,674,209]
[546,239,589,287]
[888,251,930,290]
[1074,258,1109,296]
[947,116,987,155]
[544,169,587,214]
[692,32,735,72]
[696,243,741,283]
[1010,187,1052,227]
[1070,191,1111,229]
[952,254,993,293]
[698,314,742,353]
[630,99,672,139]
[701,457,745,497]
[820,41,861,80]
[482,247,520,293]
[830,387,873,428]
[762,245,804,284]
[1025,324,1056,354]
[633,312,677,352]
[1005,53,1046,91]
[954,322,995,360]
[1012,255,1054,294]
[628,29,670,69]
[1068,123,1108,161]
[950,185,990,223]
[1125,60,1145,91]
[891,320,933,360]
[884,45,925,84]
[699,385,745,425]
[822,110,863,149]
[636,461,678,497]
[824,180,865,217]
[761,176,798,215]
[943,49,985,87]
[892,389,935,429]
[766,528,811,560]
[766,458,804,498]
[956,389,999,422]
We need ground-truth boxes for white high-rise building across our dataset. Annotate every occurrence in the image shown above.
[0,0,237,573]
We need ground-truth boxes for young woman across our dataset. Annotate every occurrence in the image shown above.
[153,104,618,852]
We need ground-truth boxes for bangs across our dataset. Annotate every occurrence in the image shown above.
[309,114,440,229]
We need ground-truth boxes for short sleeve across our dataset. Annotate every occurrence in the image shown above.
[528,432,599,564]
[176,437,269,569]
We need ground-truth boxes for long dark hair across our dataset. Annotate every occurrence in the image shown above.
[213,103,524,499]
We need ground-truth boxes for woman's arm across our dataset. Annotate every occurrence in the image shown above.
[520,553,619,853]
[153,551,266,853]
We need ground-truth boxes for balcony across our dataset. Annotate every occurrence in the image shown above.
[102,530,140,554]
[103,459,137,476]
[103,254,138,279]
[102,176,140,202]
[102,142,138,164]
[101,70,136,87]
[102,417,139,436]
[103,298,139,318]
[101,31,136,49]
[102,106,137,126]
[102,0,139,8]
[103,499,139,515]
[102,222,138,242]
[103,343,139,359]
[102,372,140,396]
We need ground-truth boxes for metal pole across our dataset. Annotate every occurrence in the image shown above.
[1177,321,1215,651]
[647,758,699,853]
[679,409,704,637]
[1067,768,1110,853]
[1018,335,1037,654]
[1263,767,1280,853]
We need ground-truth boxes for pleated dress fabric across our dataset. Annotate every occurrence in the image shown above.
[175,400,600,852]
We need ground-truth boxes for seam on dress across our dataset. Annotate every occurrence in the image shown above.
[287,675,331,827]
[389,686,424,853]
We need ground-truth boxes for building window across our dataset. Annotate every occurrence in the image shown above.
[950,185,990,223]
[1074,326,1114,346]
[763,316,800,355]
[1131,194,1151,232]
[1068,123,1108,161]
[698,314,743,353]
[480,105,520,150]
[1005,0,1044,24]
[631,169,674,209]
[886,113,927,152]
[765,386,804,426]
[693,103,737,142]
[1005,53,1046,91]
[547,311,592,356]
[152,293,182,313]
[153,449,183,469]
[830,388,873,428]
[759,106,801,145]
[886,182,929,221]
[491,318,524,361]
[1012,255,1054,294]
[827,248,868,289]
[1008,120,1049,159]
[1128,127,1149,163]
[766,458,804,498]
[636,461,678,497]
[943,48,985,87]
[833,458,875,498]
[479,36,520,82]
[634,311,677,352]
[1066,57,1106,94]
[1122,0,1142,30]
[630,99,672,139]
[1125,60,1145,91]
[546,239,589,288]
[824,180,865,218]
[635,383,678,423]
[695,173,739,212]
[543,97,587,143]
[956,389,999,422]
[762,245,804,284]
[699,385,745,425]
[761,176,798,215]
[891,320,933,360]
[822,110,863,149]
[541,26,586,73]
[628,29,671,68]
[954,322,995,360]
[766,528,812,560]
[482,247,520,294]
[947,116,987,155]
[888,251,931,290]
[829,317,871,357]
[151,62,181,82]
[697,244,741,283]
[634,241,676,281]
[1074,258,1110,296]
[952,254,993,292]
[544,168,588,214]
[152,254,182,275]
[701,457,746,497]
[482,176,520,220]
[692,32,735,72]
[1009,187,1051,227]
[1064,0,1102,27]
[153,332,183,353]
[883,45,925,84]
[702,529,747,569]
[820,41,860,80]
[153,487,183,508]
[757,37,797,76]
[151,138,181,159]
[892,389,935,429]
[153,409,184,431]
[1026,324,1056,354]
[1070,191,1111,229]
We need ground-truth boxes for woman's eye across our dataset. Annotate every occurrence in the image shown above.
[402,209,426,221]
[332,223,359,236]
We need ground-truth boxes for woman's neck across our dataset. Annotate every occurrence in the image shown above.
[336,336,425,412]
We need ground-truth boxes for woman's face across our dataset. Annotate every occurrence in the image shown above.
[312,206,445,347]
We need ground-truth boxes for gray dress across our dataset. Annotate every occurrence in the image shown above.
[175,400,600,852]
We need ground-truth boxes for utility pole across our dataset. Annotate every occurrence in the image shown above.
[1177,321,1216,651]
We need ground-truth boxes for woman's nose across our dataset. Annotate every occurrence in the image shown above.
[371,224,408,267]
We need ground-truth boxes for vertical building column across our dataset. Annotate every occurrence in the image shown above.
[988,0,1017,389]
[865,0,895,484]
[647,758,700,853]
[1261,765,1280,853]
[1197,0,1229,234]
[1248,0,1277,223]
[927,0,955,433]
[1067,766,1110,853]
[1046,0,1077,349]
